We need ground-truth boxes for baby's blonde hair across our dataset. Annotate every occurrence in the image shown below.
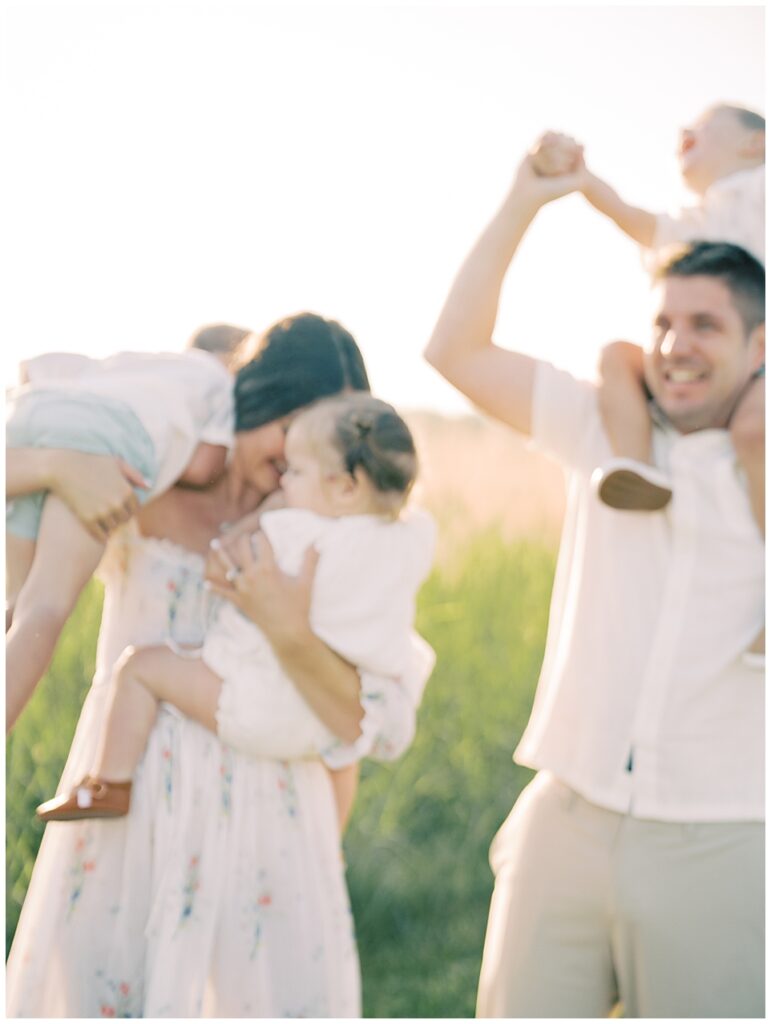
[293,394,418,517]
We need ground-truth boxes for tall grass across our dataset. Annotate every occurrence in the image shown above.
[6,581,101,952]
[6,530,555,1018]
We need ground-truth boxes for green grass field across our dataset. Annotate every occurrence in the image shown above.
[6,529,555,1018]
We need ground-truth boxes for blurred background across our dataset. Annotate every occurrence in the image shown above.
[2,4,764,406]
[5,3,764,1017]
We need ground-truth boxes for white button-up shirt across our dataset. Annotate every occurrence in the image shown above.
[515,362,764,822]
[653,165,765,265]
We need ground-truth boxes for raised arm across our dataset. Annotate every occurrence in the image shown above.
[579,168,657,248]
[424,140,584,436]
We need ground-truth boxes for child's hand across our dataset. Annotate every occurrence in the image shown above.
[530,131,584,177]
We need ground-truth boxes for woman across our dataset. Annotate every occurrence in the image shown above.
[6,314,431,1017]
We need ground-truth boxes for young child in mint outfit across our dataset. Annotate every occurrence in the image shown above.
[6,346,235,730]
[36,393,436,824]
[532,105,764,520]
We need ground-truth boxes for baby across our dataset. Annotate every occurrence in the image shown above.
[532,108,764,520]
[36,393,436,823]
[6,346,235,730]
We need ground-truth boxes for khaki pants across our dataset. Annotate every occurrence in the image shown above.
[476,772,764,1018]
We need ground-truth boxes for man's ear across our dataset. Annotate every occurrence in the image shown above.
[749,322,765,375]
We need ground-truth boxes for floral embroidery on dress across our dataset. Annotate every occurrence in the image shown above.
[179,854,201,925]
[66,830,96,919]
[166,568,211,642]
[220,748,234,816]
[161,744,174,810]
[95,974,136,1018]
[166,573,187,638]
[8,529,365,1017]
[248,871,273,960]
[276,761,298,818]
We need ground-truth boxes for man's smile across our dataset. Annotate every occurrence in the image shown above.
[662,366,708,384]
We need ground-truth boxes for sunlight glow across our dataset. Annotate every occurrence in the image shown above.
[2,4,764,413]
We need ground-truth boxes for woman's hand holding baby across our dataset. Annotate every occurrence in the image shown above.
[207,531,320,654]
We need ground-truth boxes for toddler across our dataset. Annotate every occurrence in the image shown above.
[532,107,765,520]
[6,346,235,729]
[36,393,436,823]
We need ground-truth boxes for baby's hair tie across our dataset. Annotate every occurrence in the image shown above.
[354,417,373,439]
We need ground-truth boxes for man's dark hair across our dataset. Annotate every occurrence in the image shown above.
[653,241,765,333]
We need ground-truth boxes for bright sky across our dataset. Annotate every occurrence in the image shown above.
[2,2,764,413]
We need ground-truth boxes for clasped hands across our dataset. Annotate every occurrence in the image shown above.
[512,129,589,206]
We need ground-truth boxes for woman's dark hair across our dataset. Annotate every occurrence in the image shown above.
[234,313,370,431]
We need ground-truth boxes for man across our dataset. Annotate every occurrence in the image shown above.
[425,142,764,1018]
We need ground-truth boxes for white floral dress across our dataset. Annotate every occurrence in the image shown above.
[6,524,431,1018]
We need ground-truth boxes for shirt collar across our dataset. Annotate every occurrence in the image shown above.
[649,400,732,455]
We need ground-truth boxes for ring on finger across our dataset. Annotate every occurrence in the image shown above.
[225,566,242,583]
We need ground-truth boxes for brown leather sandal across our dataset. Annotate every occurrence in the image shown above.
[36,777,132,822]
[592,459,673,512]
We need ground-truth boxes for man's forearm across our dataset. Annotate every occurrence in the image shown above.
[425,185,540,376]
[424,149,581,435]
[581,172,656,248]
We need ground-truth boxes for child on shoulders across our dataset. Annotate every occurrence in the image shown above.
[531,106,764,519]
